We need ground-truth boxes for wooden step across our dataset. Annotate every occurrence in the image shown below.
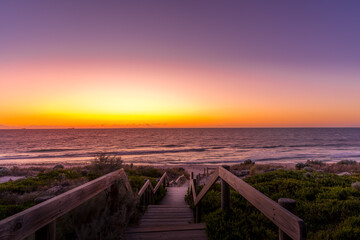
[125,186,207,239]
[126,223,205,233]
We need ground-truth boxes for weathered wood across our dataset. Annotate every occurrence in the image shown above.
[153,172,168,193]
[193,178,201,223]
[190,179,197,203]
[174,174,185,185]
[279,198,297,240]
[126,223,205,233]
[147,207,192,212]
[141,218,193,222]
[34,221,55,240]
[195,204,201,223]
[138,179,151,198]
[125,229,208,240]
[127,184,208,240]
[149,188,154,204]
[110,181,120,212]
[194,168,219,206]
[218,167,306,240]
[221,165,230,211]
[0,169,129,240]
[147,205,190,208]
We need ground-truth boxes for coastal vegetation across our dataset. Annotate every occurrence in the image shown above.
[187,166,360,240]
[0,154,187,239]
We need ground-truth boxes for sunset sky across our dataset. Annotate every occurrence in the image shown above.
[1,1,360,128]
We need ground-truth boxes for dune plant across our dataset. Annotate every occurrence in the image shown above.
[187,170,360,240]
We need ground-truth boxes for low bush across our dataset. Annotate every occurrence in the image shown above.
[187,170,360,240]
[87,153,123,180]
[337,160,357,165]
[231,160,255,171]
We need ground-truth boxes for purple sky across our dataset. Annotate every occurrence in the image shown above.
[1,1,360,69]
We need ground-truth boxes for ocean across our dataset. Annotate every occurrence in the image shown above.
[1,128,360,166]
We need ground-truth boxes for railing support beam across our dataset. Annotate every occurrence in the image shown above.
[278,198,296,240]
[221,165,230,211]
[193,178,202,223]
[35,221,56,240]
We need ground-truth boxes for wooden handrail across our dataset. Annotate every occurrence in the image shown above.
[153,172,169,194]
[0,169,172,240]
[188,166,306,240]
[138,172,168,198]
[0,169,130,240]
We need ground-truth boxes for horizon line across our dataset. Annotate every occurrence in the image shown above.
[1,126,360,130]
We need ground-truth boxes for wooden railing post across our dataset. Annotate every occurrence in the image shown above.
[206,167,209,176]
[143,179,148,206]
[278,198,296,240]
[193,178,201,223]
[110,180,120,212]
[221,165,230,211]
[148,186,153,204]
[35,221,56,240]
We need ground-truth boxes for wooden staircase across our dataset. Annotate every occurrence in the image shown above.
[125,186,207,240]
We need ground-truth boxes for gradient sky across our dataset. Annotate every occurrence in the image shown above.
[1,1,360,128]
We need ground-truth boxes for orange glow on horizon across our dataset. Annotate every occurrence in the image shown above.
[1,59,360,129]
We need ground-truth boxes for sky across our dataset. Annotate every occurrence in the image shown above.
[1,1,360,128]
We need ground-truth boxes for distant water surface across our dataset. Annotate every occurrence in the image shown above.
[1,128,360,166]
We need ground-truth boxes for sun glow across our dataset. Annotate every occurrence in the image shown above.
[1,58,360,128]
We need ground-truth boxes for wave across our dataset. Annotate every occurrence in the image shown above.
[0,148,207,161]
[26,148,81,153]
[261,145,285,149]
[211,146,226,149]
[234,143,357,150]
[162,144,185,148]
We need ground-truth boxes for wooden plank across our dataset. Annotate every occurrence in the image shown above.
[175,175,185,184]
[138,180,151,198]
[153,172,167,193]
[143,214,193,217]
[160,187,188,206]
[141,218,194,222]
[142,216,192,220]
[126,223,205,233]
[218,166,306,240]
[34,221,55,240]
[146,208,192,212]
[125,229,208,240]
[221,165,230,210]
[0,169,129,240]
[145,210,192,215]
[147,205,189,208]
[194,168,219,206]
[190,180,197,202]
[141,220,194,225]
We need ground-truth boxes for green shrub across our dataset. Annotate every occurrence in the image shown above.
[187,170,360,240]
[87,153,123,179]
[296,162,308,170]
[337,160,357,165]
[306,160,324,166]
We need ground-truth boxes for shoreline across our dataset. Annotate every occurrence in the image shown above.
[0,161,296,178]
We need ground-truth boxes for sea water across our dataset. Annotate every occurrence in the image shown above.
[1,128,360,166]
